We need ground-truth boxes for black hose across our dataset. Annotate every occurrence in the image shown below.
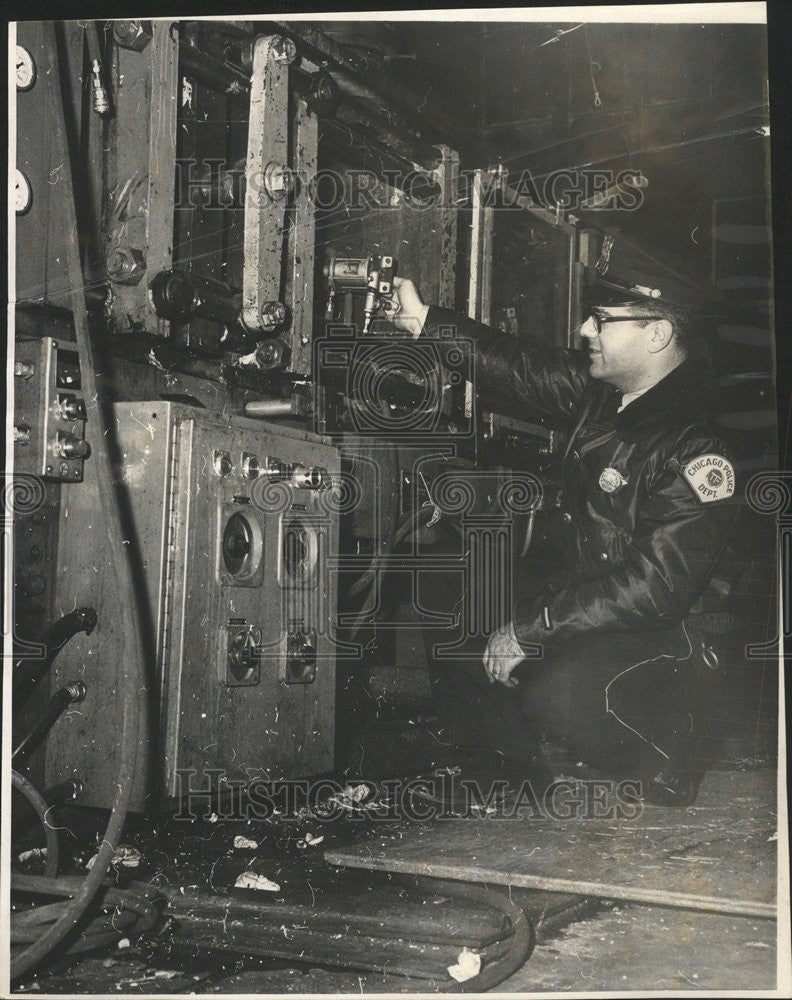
[11,21,145,981]
[13,681,87,766]
[84,20,103,66]
[404,875,535,992]
[13,607,97,710]
[11,773,60,879]
[11,876,162,958]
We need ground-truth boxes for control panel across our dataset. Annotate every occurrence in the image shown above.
[14,337,90,482]
[49,402,340,809]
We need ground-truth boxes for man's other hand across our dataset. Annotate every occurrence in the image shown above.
[381,276,430,338]
[483,622,526,687]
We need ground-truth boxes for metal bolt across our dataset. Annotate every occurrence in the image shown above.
[259,301,287,330]
[66,680,87,703]
[106,246,146,285]
[25,575,47,597]
[14,424,30,445]
[272,35,297,64]
[59,462,70,477]
[113,20,153,52]
[14,360,35,379]
[263,162,295,200]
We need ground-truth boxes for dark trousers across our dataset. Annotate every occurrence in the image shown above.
[417,539,706,780]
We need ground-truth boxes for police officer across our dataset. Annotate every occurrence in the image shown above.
[385,273,738,805]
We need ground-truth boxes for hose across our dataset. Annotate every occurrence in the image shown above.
[11,773,60,879]
[11,21,145,980]
[403,875,535,992]
[11,876,162,957]
[13,607,97,711]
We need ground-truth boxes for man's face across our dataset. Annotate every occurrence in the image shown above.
[580,309,657,391]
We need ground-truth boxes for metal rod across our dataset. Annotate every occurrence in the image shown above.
[244,399,297,417]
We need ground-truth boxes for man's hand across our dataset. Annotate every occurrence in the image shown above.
[380,276,430,338]
[483,621,526,687]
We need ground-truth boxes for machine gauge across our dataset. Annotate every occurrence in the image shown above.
[222,512,253,576]
[16,46,36,90]
[220,509,263,582]
[15,170,32,214]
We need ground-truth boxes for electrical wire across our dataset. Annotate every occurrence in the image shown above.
[11,773,60,879]
[401,875,535,991]
[11,21,146,980]
[84,20,103,66]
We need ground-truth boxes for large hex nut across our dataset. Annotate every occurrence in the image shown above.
[271,35,297,64]
[263,162,295,200]
[106,246,146,286]
[258,300,287,331]
[112,20,153,52]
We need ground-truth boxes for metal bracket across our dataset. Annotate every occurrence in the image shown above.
[242,35,295,334]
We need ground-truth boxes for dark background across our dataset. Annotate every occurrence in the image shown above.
[6,0,791,466]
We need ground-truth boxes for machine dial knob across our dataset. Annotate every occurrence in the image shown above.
[58,394,87,421]
[291,464,327,490]
[213,450,233,477]
[56,433,91,460]
[242,453,260,480]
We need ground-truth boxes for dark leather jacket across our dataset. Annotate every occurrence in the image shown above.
[423,306,739,654]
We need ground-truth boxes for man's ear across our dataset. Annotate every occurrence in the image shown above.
[646,319,674,354]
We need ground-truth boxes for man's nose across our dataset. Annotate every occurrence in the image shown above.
[580,316,597,339]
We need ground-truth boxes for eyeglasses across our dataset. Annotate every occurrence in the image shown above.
[586,312,665,334]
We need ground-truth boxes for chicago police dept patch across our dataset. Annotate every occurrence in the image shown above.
[598,467,627,493]
[682,454,735,503]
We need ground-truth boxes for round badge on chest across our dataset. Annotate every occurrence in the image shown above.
[598,467,627,493]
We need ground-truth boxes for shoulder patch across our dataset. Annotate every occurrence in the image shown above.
[682,454,735,503]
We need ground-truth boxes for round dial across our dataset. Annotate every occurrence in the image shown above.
[15,170,32,214]
[16,46,36,90]
[222,512,254,576]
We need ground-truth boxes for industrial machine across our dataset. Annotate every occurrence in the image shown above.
[8,14,779,992]
[48,404,340,809]
[12,19,587,819]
